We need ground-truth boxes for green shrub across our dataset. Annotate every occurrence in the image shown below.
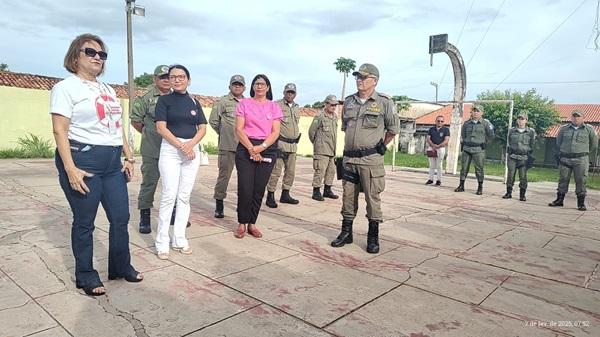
[16,133,54,158]
[202,142,219,155]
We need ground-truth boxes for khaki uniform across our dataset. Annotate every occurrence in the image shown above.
[459,118,495,182]
[555,123,598,196]
[130,85,163,210]
[267,99,301,192]
[209,93,242,200]
[506,126,536,189]
[309,110,337,187]
[341,92,399,222]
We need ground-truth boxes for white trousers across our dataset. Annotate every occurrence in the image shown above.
[428,147,446,181]
[155,139,199,253]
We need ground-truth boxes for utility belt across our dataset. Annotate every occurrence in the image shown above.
[463,141,485,149]
[343,139,386,158]
[560,152,588,158]
[278,134,301,144]
[509,148,529,155]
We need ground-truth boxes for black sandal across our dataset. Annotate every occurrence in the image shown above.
[78,282,105,296]
[108,270,143,283]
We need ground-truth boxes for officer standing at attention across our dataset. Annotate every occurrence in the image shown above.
[548,109,598,211]
[454,105,495,195]
[331,63,399,254]
[130,65,171,234]
[209,75,245,218]
[502,111,536,201]
[266,83,301,208]
[308,94,339,201]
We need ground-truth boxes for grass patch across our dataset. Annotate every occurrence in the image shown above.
[0,133,54,159]
[202,142,219,155]
[385,152,600,190]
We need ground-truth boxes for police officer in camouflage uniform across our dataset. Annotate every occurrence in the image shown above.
[309,94,339,201]
[209,75,245,218]
[502,111,536,201]
[266,83,301,208]
[331,64,399,254]
[130,65,171,234]
[454,105,495,195]
[549,110,598,211]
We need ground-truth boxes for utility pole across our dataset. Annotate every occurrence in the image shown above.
[125,0,145,151]
[430,81,439,102]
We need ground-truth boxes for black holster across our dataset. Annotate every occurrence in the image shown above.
[335,157,344,180]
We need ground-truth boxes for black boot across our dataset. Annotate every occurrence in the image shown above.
[502,187,512,199]
[266,191,278,208]
[454,180,465,192]
[323,185,339,199]
[139,209,151,234]
[171,206,191,227]
[280,189,299,204]
[366,220,380,254]
[548,193,565,207]
[312,187,324,201]
[519,188,526,202]
[214,199,224,218]
[577,195,587,211]
[331,220,353,247]
[476,182,483,195]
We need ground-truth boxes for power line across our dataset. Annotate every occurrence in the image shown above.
[455,80,600,84]
[493,0,588,90]
[466,0,507,68]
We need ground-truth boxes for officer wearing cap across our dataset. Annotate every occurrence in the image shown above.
[549,109,598,211]
[502,111,536,201]
[308,94,339,201]
[209,75,245,218]
[454,105,495,195]
[331,63,399,254]
[266,83,302,208]
[131,65,172,234]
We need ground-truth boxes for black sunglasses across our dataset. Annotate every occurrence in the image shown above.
[80,47,108,60]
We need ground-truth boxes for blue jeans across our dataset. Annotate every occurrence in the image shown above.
[55,141,134,288]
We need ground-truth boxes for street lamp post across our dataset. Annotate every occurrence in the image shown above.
[430,81,439,102]
[125,0,145,151]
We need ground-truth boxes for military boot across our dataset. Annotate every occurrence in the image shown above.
[577,195,587,211]
[519,188,527,202]
[214,199,224,218]
[323,185,339,199]
[454,180,465,192]
[476,182,483,195]
[312,187,324,201]
[139,209,151,234]
[266,191,278,208]
[331,220,353,247]
[366,220,380,254]
[548,193,565,207]
[502,187,512,199]
[280,189,299,204]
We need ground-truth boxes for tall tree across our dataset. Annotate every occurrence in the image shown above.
[0,63,9,71]
[134,72,154,88]
[333,57,356,100]
[477,88,560,147]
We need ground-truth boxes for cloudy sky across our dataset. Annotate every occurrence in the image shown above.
[1,0,599,105]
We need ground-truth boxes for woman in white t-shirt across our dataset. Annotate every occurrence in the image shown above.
[50,34,142,297]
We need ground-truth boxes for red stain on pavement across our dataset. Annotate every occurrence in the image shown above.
[408,333,431,337]
[425,320,462,331]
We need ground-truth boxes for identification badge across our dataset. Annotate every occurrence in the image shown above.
[108,120,117,135]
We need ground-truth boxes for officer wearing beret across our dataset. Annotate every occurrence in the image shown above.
[130,65,172,234]
[266,83,302,208]
[209,75,245,218]
[454,105,495,195]
[549,109,598,211]
[331,63,399,254]
[503,111,536,201]
[309,94,339,201]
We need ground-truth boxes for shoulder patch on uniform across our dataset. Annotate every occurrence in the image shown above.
[378,92,392,100]
[133,101,142,108]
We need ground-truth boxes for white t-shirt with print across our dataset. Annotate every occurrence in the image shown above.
[50,75,124,146]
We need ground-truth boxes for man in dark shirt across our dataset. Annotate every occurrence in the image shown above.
[425,116,450,185]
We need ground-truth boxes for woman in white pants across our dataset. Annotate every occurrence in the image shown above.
[155,65,207,259]
[426,116,450,186]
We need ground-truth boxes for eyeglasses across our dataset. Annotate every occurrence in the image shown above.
[157,74,169,80]
[253,82,267,87]
[80,47,107,60]
[169,75,187,81]
[436,120,444,123]
[354,75,376,81]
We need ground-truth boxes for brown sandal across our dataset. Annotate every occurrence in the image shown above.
[247,225,263,238]
[234,224,246,239]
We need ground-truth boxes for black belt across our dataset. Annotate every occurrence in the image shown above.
[509,148,529,155]
[463,142,484,148]
[279,134,301,144]
[343,147,378,158]
[560,152,588,158]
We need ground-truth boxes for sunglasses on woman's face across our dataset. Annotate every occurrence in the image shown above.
[80,47,108,60]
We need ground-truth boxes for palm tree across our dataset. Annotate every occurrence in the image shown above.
[333,57,356,100]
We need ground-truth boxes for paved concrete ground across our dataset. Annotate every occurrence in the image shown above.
[1,156,599,337]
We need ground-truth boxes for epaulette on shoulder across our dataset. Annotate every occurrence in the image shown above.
[378,92,393,100]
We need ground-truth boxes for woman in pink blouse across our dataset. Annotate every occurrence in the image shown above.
[234,74,282,238]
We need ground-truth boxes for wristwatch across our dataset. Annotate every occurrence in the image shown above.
[261,142,268,149]
[124,157,136,164]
